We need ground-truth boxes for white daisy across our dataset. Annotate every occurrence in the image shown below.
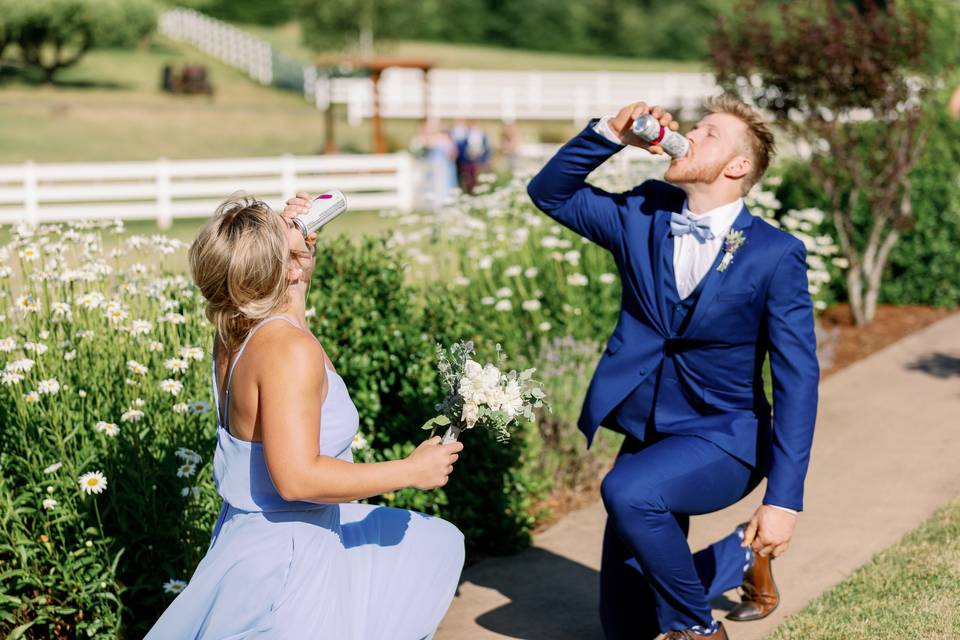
[105,307,128,324]
[130,319,153,336]
[24,390,40,403]
[5,358,34,373]
[521,299,542,312]
[52,301,71,317]
[77,292,105,309]
[37,378,60,395]
[160,379,183,396]
[179,346,204,361]
[494,299,513,312]
[176,462,196,478]
[147,340,164,352]
[163,579,187,594]
[172,402,190,414]
[0,337,17,352]
[95,421,120,437]
[503,265,523,278]
[566,273,589,286]
[133,398,146,407]
[64,350,76,361]
[599,273,617,284]
[2,371,23,386]
[78,470,107,495]
[42,498,58,510]
[538,321,552,332]
[175,448,202,464]
[126,360,148,376]
[190,401,210,415]
[24,341,48,355]
[351,433,368,450]
[43,462,63,474]
[121,409,144,422]
[164,358,189,373]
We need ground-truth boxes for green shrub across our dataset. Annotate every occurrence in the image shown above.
[775,88,960,309]
[306,234,538,556]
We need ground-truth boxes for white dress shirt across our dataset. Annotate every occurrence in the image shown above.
[592,116,799,516]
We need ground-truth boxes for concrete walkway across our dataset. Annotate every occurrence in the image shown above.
[437,310,960,640]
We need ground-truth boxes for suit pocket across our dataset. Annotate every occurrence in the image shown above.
[716,290,755,303]
[605,332,624,354]
[702,385,754,410]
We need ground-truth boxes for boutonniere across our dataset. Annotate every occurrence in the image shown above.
[717,229,746,272]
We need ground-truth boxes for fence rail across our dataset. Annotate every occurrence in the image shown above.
[0,153,416,228]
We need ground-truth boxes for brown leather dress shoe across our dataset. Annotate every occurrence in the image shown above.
[727,522,780,621]
[662,620,729,639]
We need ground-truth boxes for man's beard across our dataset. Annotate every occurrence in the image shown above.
[664,154,728,185]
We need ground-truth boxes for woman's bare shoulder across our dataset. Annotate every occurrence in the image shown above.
[253,321,328,388]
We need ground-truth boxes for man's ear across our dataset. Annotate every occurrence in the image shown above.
[724,155,752,182]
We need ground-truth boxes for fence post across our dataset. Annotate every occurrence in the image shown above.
[280,154,297,201]
[395,153,415,213]
[157,157,172,230]
[23,160,38,227]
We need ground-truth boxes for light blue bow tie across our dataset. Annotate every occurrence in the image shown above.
[670,210,715,243]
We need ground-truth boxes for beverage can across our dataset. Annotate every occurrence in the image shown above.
[292,190,348,238]
[630,113,690,159]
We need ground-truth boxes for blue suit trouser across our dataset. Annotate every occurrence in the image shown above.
[599,429,768,638]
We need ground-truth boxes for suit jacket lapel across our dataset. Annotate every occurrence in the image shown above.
[681,202,756,338]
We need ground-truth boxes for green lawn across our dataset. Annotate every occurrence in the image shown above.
[0,26,701,164]
[770,496,960,639]
[243,22,705,73]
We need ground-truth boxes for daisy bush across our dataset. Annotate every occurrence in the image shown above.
[0,221,220,638]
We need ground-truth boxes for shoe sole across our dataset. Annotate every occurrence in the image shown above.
[725,554,781,622]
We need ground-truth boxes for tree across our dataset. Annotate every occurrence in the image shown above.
[711,0,954,326]
[3,0,156,84]
[298,0,419,56]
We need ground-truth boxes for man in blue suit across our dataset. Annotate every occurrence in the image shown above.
[526,96,819,639]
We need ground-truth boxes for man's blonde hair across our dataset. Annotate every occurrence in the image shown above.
[704,94,776,193]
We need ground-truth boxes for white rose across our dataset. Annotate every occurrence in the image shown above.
[461,401,480,428]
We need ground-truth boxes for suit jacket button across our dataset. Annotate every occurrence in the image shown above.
[639,367,647,375]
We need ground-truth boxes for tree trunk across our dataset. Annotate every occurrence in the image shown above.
[846,266,867,326]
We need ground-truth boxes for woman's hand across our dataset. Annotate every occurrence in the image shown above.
[283,191,318,252]
[404,436,464,490]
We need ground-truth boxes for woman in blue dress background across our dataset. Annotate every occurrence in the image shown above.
[145,192,465,639]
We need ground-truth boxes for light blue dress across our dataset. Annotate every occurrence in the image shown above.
[145,315,465,639]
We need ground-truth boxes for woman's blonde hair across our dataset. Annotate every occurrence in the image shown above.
[188,192,310,353]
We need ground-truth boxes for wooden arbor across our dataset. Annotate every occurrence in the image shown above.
[320,57,434,154]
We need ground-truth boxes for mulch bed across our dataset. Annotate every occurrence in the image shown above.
[817,303,957,378]
[528,303,959,535]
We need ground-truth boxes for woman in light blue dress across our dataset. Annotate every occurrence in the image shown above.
[145,192,465,639]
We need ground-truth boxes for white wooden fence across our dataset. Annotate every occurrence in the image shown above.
[327,68,720,124]
[158,8,274,85]
[0,154,416,228]
[157,8,722,125]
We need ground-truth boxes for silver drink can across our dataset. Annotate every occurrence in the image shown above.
[292,190,348,238]
[630,113,690,159]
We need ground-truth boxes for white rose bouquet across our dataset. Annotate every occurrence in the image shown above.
[422,340,549,444]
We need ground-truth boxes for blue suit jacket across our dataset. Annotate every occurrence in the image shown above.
[527,120,820,512]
